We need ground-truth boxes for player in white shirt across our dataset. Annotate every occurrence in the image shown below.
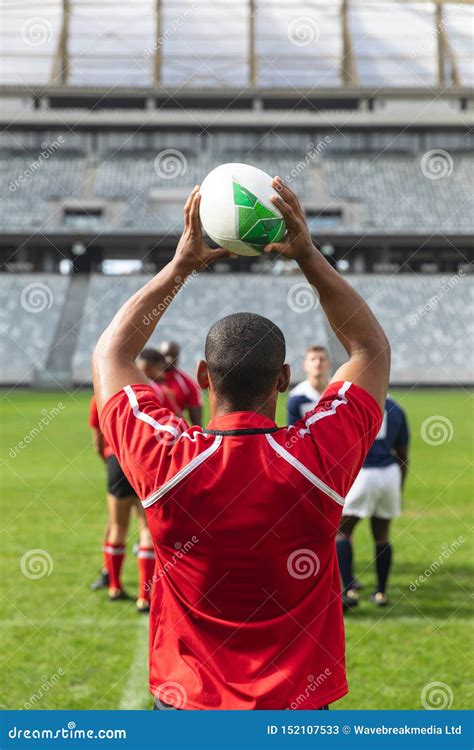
[287,345,331,425]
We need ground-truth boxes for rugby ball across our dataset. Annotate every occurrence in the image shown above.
[199,163,286,256]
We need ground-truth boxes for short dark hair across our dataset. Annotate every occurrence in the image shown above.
[137,347,166,366]
[205,312,286,407]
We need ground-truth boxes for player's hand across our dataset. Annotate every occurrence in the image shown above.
[264,177,317,262]
[174,186,236,271]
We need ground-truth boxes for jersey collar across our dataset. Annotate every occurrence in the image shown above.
[207,411,277,432]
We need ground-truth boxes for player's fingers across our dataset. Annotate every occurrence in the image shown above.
[189,189,202,235]
[273,178,303,215]
[183,185,199,225]
[263,239,289,255]
[270,194,300,232]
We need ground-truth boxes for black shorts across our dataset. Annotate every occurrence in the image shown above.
[106,455,136,499]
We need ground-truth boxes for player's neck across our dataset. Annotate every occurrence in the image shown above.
[210,394,277,422]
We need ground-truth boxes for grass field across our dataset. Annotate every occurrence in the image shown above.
[1,388,472,710]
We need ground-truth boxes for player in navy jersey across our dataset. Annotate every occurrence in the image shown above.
[336,396,409,609]
[287,345,331,425]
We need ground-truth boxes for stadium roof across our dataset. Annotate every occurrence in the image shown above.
[1,0,473,90]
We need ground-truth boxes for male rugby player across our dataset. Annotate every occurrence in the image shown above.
[92,180,390,710]
[337,395,409,609]
[159,340,203,425]
[287,345,331,425]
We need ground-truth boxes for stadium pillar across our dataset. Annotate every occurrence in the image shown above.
[249,0,257,86]
[51,0,70,85]
[340,0,358,86]
[153,0,162,86]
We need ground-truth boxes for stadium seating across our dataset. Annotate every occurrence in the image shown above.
[2,273,472,386]
[0,274,69,385]
[3,150,472,234]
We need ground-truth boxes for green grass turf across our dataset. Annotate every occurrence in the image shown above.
[0,388,472,710]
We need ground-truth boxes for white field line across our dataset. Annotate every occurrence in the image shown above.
[119,615,150,710]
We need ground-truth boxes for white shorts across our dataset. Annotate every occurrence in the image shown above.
[343,463,402,520]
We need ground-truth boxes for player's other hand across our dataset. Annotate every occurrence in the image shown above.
[264,177,317,262]
[174,186,236,271]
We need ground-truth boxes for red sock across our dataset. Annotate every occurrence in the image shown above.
[138,546,155,602]
[104,541,126,591]
[102,540,108,575]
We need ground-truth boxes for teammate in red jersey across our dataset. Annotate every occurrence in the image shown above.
[92,182,389,709]
[89,349,179,612]
[159,341,202,425]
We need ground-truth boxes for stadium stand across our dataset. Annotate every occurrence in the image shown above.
[0,274,69,385]
[1,273,472,387]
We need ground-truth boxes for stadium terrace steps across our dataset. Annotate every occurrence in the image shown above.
[35,275,90,388]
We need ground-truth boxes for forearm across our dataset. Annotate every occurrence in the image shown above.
[298,248,388,358]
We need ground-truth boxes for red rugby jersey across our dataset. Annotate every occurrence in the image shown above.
[101,380,381,710]
[89,395,114,459]
[164,367,202,413]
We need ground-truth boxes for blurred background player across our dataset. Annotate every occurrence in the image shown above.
[89,348,179,612]
[159,340,202,425]
[336,395,410,610]
[136,347,181,416]
[89,394,155,612]
[287,345,331,425]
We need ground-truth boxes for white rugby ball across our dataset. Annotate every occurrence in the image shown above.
[199,163,286,257]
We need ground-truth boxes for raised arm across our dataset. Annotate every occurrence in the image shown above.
[266,178,390,411]
[92,187,232,412]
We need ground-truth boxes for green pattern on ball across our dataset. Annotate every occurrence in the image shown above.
[233,179,285,250]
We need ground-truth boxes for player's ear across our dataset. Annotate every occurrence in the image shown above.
[277,363,291,393]
[196,360,210,390]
